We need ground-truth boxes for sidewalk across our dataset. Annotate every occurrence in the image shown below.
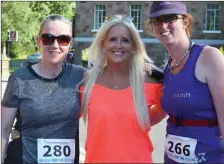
[1,74,10,82]
[1,74,10,99]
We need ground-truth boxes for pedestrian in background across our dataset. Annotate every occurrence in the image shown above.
[1,14,85,163]
[146,1,224,163]
[80,14,166,163]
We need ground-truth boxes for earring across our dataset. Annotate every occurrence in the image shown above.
[131,51,135,55]
[103,48,105,53]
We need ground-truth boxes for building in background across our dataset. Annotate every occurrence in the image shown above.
[74,1,224,68]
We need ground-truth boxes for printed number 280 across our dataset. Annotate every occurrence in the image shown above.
[168,141,190,156]
[43,145,71,157]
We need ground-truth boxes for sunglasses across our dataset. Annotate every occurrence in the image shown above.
[40,33,72,46]
[149,14,185,26]
[105,15,134,23]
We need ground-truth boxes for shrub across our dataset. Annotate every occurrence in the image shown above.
[219,46,224,56]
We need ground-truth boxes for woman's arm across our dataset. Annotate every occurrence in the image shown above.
[1,106,17,162]
[201,46,224,139]
[149,104,167,126]
[144,72,167,126]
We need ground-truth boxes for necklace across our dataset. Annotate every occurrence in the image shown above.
[112,85,119,89]
[169,41,192,70]
[41,72,62,94]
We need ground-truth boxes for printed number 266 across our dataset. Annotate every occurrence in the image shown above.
[168,141,190,156]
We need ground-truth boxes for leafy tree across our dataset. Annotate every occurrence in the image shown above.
[2,2,37,58]
[219,46,224,56]
[1,1,74,59]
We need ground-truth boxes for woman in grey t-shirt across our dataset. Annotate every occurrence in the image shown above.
[1,14,85,164]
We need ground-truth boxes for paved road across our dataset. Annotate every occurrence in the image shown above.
[1,75,167,163]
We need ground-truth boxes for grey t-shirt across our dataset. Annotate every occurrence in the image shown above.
[2,63,86,163]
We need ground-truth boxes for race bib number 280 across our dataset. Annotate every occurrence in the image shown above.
[37,138,75,163]
[165,134,198,163]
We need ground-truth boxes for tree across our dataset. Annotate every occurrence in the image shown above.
[29,2,74,24]
[219,46,224,56]
[2,2,38,58]
[1,1,74,59]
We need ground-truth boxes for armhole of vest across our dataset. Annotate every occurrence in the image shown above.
[191,44,207,84]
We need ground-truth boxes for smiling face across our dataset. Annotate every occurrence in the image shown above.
[37,20,72,65]
[152,15,187,45]
[102,24,134,65]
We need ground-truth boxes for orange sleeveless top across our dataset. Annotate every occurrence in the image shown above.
[80,83,162,163]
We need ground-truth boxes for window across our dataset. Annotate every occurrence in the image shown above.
[130,5,142,30]
[93,5,105,30]
[205,4,220,31]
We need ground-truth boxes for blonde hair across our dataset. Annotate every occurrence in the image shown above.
[39,14,72,35]
[144,13,194,38]
[81,15,153,130]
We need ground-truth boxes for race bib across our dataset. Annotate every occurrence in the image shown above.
[165,134,197,163]
[37,138,75,163]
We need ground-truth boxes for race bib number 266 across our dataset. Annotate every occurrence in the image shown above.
[37,138,75,163]
[165,134,198,163]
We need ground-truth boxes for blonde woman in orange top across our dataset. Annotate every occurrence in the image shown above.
[80,15,166,163]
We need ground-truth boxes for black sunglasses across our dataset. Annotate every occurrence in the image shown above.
[149,14,185,26]
[40,33,72,46]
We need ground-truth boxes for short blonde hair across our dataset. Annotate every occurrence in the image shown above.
[81,15,153,130]
[39,14,72,35]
